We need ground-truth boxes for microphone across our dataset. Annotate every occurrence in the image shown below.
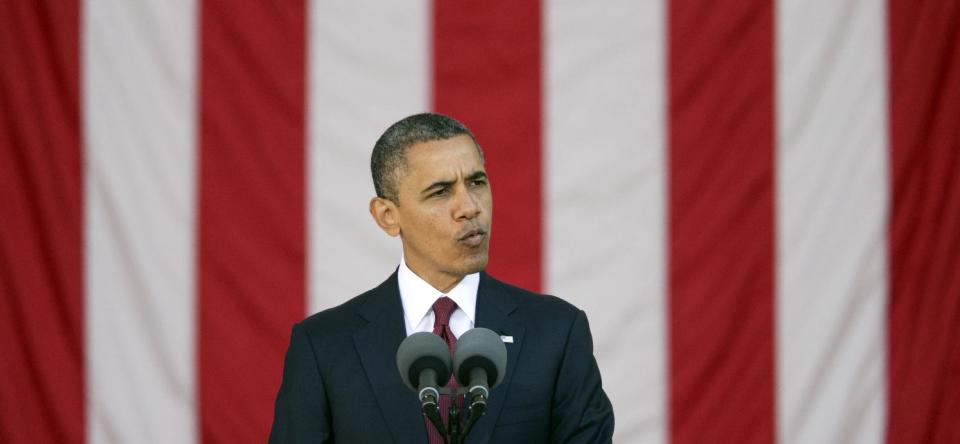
[396,332,452,435]
[452,328,507,417]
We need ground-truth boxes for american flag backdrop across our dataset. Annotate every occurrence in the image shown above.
[1,0,958,443]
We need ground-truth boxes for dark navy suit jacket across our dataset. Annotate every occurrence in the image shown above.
[268,271,614,443]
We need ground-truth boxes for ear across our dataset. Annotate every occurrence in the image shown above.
[369,197,401,237]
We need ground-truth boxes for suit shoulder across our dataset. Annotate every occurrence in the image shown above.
[299,271,399,333]
[296,286,379,337]
[297,297,356,336]
[484,274,582,318]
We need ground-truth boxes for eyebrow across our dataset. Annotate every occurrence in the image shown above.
[420,171,488,195]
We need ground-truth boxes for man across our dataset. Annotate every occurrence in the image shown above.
[269,113,614,443]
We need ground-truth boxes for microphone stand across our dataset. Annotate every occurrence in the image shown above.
[421,391,447,443]
[447,398,461,444]
[460,388,487,438]
[430,387,488,444]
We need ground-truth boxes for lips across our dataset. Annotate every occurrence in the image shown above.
[458,228,487,247]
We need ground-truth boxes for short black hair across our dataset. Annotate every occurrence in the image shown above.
[371,113,483,202]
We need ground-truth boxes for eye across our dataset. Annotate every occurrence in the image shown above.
[431,188,450,197]
[470,178,487,187]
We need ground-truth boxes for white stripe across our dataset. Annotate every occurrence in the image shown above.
[545,1,667,442]
[775,0,889,442]
[307,0,427,314]
[84,1,198,442]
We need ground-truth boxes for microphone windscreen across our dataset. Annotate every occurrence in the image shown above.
[396,332,452,392]
[453,327,507,389]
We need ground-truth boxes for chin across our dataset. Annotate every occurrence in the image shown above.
[458,254,488,275]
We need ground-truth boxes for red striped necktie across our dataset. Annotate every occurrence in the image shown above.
[426,296,462,444]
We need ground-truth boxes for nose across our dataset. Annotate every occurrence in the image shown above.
[453,187,482,220]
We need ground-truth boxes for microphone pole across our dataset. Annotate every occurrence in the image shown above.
[396,332,454,443]
[460,366,489,437]
[447,394,461,444]
[449,327,508,443]
[419,369,447,441]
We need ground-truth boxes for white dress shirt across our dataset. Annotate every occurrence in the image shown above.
[397,255,478,338]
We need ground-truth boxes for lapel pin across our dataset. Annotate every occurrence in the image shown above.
[500,335,514,343]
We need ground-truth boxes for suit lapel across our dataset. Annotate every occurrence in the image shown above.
[353,273,427,443]
[467,273,526,444]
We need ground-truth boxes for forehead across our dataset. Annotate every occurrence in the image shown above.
[401,135,484,183]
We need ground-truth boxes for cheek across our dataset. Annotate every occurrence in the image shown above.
[410,210,447,241]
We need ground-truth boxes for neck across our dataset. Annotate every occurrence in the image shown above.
[403,259,464,293]
[419,269,464,294]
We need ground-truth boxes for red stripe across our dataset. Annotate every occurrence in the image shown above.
[0,1,84,442]
[886,0,960,442]
[432,0,543,292]
[668,1,777,442]
[197,1,306,441]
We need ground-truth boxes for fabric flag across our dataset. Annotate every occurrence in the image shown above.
[1,0,957,443]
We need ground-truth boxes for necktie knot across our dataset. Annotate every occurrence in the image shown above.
[432,296,457,329]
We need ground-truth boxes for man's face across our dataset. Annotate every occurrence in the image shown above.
[392,135,492,288]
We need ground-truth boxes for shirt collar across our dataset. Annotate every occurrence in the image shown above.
[397,255,478,330]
